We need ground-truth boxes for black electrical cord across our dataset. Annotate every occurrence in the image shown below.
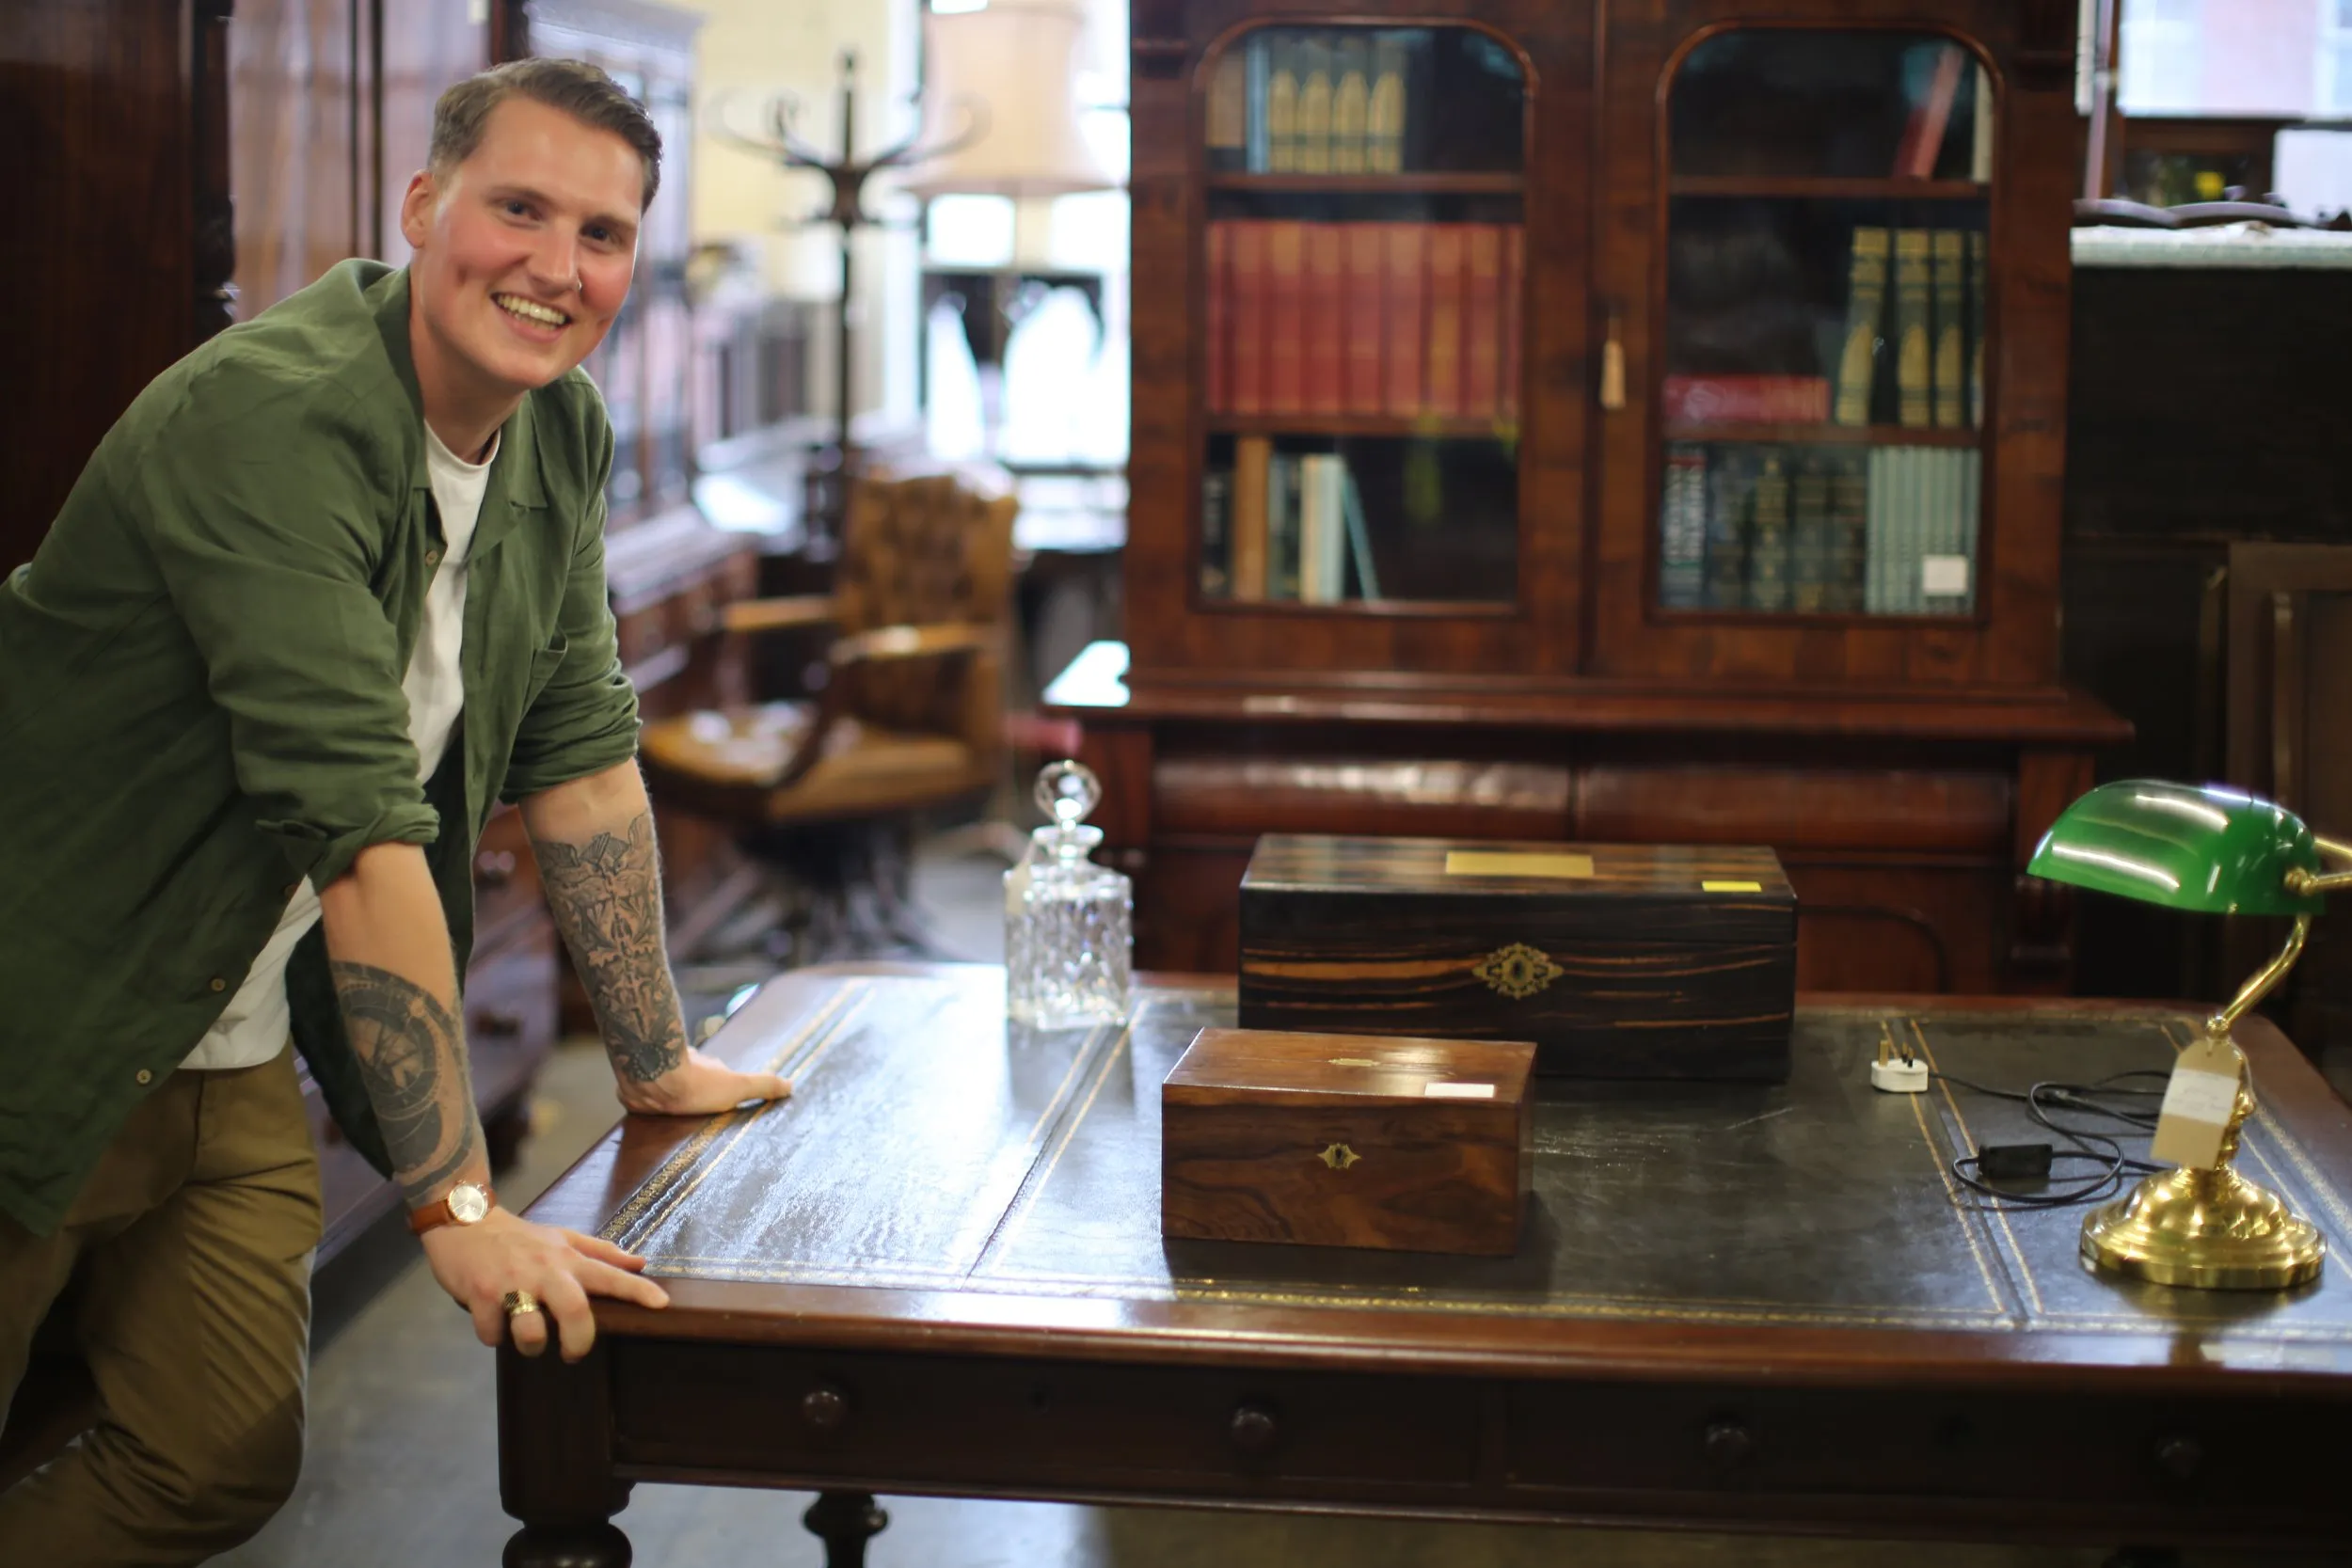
[1928,1069,2172,1210]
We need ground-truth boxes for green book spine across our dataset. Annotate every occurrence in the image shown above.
[1893,229,1933,428]
[1931,230,1966,428]
[1828,452,1869,612]
[1967,230,1988,428]
[1367,34,1407,175]
[1703,449,1753,610]
[1267,452,1301,601]
[1864,447,1892,614]
[1266,39,1299,173]
[1832,228,1891,427]
[1200,467,1232,597]
[1659,444,1708,610]
[1746,453,1792,612]
[1331,35,1370,175]
[1295,35,1333,175]
[1788,456,1833,612]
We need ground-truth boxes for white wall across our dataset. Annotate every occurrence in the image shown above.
[691,0,921,431]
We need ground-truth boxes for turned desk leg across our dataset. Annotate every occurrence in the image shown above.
[803,1490,889,1568]
[499,1340,635,1568]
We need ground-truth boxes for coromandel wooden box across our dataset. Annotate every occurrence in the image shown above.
[1162,1027,1535,1256]
[1238,834,1796,1082]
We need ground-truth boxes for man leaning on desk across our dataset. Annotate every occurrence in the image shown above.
[0,58,787,1562]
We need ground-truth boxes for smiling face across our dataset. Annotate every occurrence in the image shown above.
[399,95,645,454]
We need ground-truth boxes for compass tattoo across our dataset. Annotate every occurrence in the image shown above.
[331,959,483,1204]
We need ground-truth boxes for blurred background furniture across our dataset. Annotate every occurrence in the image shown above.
[2218,544,2352,1062]
[641,468,1018,959]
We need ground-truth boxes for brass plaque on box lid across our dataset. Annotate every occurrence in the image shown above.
[1445,850,1595,879]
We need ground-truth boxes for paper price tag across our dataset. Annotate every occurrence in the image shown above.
[1921,554,1971,597]
[2149,1035,2243,1169]
[1423,1082,1497,1100]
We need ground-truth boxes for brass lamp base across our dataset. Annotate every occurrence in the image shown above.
[2081,1164,2327,1290]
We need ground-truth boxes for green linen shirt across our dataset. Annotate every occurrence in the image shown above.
[0,259,640,1236]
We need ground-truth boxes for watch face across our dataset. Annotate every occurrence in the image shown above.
[448,1183,490,1225]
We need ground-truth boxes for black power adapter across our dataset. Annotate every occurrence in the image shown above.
[1977,1143,2056,1181]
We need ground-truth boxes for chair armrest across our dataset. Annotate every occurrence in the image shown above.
[827,621,995,669]
[722,595,840,636]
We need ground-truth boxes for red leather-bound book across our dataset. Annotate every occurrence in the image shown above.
[1266,220,1307,416]
[1229,220,1265,417]
[1383,223,1426,419]
[1460,223,1502,420]
[1343,223,1386,416]
[1423,224,1467,419]
[1206,220,1231,415]
[1500,225,1524,422]
[1304,222,1345,417]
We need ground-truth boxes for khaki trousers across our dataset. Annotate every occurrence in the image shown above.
[0,1048,322,1565]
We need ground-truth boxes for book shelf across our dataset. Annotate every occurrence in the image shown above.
[1058,0,2123,996]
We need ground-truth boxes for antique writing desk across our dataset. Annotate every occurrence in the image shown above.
[501,965,2352,1566]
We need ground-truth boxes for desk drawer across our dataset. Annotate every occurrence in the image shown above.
[1504,1380,2347,1518]
[471,806,545,951]
[613,1343,1481,1498]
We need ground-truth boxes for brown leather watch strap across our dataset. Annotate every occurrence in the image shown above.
[407,1182,495,1235]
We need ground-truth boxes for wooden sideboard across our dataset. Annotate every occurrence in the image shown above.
[1051,0,2128,990]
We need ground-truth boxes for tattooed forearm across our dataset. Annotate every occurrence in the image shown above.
[330,959,485,1204]
[533,809,688,1084]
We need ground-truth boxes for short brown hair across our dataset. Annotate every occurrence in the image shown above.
[428,57,663,210]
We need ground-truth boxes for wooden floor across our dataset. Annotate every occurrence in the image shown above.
[215,847,2352,1568]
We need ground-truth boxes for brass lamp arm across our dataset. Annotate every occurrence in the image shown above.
[2286,834,2352,893]
[2209,914,2311,1037]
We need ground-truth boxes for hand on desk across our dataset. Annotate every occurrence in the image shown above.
[423,1208,668,1361]
[614,1045,792,1117]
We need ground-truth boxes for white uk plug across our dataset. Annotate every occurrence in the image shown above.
[1870,1055,1930,1093]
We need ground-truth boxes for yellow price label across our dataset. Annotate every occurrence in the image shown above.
[1702,880,1763,893]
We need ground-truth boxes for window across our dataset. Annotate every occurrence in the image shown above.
[2119,0,2202,113]
[2322,0,2352,114]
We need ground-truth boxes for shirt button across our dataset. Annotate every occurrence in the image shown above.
[425,547,443,566]
[135,1069,152,1085]
[209,977,227,992]
[283,883,299,897]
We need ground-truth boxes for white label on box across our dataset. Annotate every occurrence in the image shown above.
[1921,554,1971,596]
[1423,1082,1497,1100]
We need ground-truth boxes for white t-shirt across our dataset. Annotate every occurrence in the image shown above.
[180,424,498,1070]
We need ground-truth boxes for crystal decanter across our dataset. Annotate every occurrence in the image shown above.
[1004,760,1132,1026]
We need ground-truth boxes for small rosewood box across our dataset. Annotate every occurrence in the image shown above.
[1160,1027,1535,1256]
[1238,833,1797,1083]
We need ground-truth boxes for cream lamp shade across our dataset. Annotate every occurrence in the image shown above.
[899,0,1120,198]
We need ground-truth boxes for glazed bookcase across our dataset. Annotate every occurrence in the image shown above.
[1054,0,2124,992]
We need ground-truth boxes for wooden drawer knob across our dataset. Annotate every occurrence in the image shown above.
[1703,1419,1754,1469]
[474,850,517,887]
[802,1383,850,1433]
[1229,1403,1279,1455]
[2155,1434,2202,1482]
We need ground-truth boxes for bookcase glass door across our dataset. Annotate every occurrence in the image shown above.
[1197,24,1527,609]
[1658,29,1992,620]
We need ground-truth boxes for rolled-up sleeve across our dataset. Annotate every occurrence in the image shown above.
[501,433,640,801]
[135,379,436,888]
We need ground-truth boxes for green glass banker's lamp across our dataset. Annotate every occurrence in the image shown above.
[2028,780,2344,1290]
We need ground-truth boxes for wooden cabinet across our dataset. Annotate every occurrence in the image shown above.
[1050,0,2126,992]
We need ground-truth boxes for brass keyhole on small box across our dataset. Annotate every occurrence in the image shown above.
[1319,1143,1360,1170]
[1474,942,1563,999]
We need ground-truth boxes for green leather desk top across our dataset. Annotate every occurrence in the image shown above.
[542,966,2352,1376]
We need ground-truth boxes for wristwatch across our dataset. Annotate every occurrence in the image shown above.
[408,1180,495,1235]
